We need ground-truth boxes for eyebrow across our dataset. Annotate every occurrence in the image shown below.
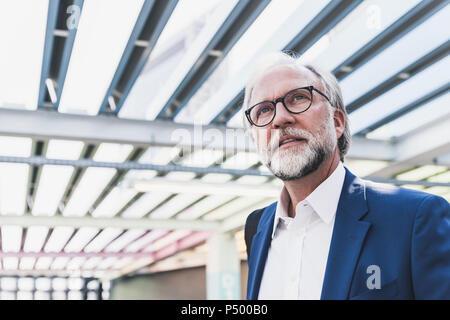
[250,84,310,105]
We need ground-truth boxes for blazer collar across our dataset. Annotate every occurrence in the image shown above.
[320,168,371,299]
[246,202,277,300]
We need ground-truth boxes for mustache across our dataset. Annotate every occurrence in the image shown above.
[267,127,312,152]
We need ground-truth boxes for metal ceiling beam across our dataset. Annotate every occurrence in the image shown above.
[36,0,85,110]
[0,107,252,151]
[0,108,394,160]
[37,0,60,109]
[333,0,448,80]
[125,177,281,196]
[53,0,84,111]
[0,156,272,177]
[96,0,156,114]
[97,0,178,115]
[1,154,446,186]
[357,81,450,135]
[346,40,450,115]
[370,116,450,178]
[0,214,219,231]
[212,0,363,124]
[285,0,363,54]
[155,0,270,120]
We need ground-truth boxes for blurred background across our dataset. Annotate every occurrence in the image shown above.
[0,0,448,300]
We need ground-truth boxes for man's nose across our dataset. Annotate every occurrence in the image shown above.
[271,101,295,128]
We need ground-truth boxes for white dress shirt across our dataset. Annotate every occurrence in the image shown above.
[258,162,346,300]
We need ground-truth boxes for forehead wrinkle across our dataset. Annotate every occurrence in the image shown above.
[250,65,322,105]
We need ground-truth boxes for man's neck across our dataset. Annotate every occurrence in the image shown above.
[284,148,340,218]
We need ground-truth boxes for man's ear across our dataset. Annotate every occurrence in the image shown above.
[333,108,345,139]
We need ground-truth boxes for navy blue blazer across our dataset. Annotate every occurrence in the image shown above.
[246,168,450,299]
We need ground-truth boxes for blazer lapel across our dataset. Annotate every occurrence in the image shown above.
[246,202,277,300]
[321,169,371,300]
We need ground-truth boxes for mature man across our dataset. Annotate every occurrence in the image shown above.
[243,52,450,300]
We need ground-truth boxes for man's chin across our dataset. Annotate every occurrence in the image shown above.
[268,156,308,181]
[268,147,328,181]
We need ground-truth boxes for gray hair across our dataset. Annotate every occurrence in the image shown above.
[242,51,351,161]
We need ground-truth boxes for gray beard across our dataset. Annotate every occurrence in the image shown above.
[258,114,337,181]
[269,144,328,181]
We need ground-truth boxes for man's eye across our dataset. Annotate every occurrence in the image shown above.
[256,105,272,116]
[294,95,306,100]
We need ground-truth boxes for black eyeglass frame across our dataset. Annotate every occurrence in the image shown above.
[245,85,331,127]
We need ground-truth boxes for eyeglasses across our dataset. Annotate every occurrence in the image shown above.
[245,86,331,127]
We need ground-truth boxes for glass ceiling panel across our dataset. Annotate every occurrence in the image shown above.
[62,143,132,217]
[0,0,48,110]
[344,159,390,177]
[145,0,239,120]
[119,0,225,119]
[0,136,32,216]
[19,257,36,271]
[124,230,168,252]
[58,0,144,115]
[149,193,204,219]
[144,230,191,252]
[340,5,450,105]
[1,225,23,253]
[44,226,75,253]
[23,226,49,253]
[91,187,137,218]
[349,54,450,134]
[313,0,421,70]
[203,196,269,221]
[64,227,99,253]
[396,165,447,181]
[83,228,123,253]
[121,192,171,219]
[32,140,84,216]
[103,229,146,253]
[367,92,450,139]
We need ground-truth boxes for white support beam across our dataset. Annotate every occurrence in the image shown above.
[127,177,282,197]
[0,107,252,152]
[371,116,450,177]
[0,214,219,231]
[0,107,394,160]
[206,232,241,299]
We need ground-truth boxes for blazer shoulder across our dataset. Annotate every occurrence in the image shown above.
[363,179,449,218]
[364,179,442,204]
[244,202,277,259]
[244,207,265,259]
[245,207,265,225]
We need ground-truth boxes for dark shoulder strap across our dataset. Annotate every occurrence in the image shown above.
[244,208,265,259]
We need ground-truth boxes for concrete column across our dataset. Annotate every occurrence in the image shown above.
[206,232,241,300]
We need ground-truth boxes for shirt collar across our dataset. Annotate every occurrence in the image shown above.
[272,162,346,239]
